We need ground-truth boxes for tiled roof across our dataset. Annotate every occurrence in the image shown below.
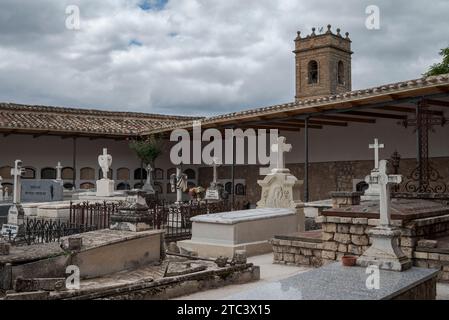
[142,73,449,134]
[0,103,201,137]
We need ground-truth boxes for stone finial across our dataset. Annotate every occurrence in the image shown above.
[295,31,301,41]
[311,27,316,36]
[336,28,341,37]
[345,32,350,39]
[326,24,332,34]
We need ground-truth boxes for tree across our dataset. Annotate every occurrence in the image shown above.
[129,135,163,167]
[424,47,449,76]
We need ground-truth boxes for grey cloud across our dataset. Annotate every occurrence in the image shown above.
[0,0,448,116]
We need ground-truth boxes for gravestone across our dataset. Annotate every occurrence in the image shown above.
[96,148,115,197]
[0,176,3,202]
[21,180,63,202]
[205,157,224,201]
[142,164,155,194]
[4,160,25,239]
[357,160,412,271]
[363,138,385,200]
[110,190,152,232]
[257,137,303,210]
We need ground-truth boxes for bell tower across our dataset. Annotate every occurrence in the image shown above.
[294,25,353,101]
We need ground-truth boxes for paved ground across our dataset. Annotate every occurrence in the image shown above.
[175,254,449,300]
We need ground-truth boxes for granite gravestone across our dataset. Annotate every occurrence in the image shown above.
[21,180,63,203]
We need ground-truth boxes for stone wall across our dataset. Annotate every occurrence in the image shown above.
[414,250,449,282]
[272,213,449,282]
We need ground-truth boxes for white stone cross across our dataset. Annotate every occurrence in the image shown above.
[11,160,24,205]
[0,176,3,201]
[271,136,292,170]
[366,160,402,226]
[146,164,153,185]
[212,157,222,184]
[369,138,385,170]
[56,162,63,181]
[98,148,112,180]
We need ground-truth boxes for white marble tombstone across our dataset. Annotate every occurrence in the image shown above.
[256,136,305,232]
[96,148,115,197]
[357,160,412,271]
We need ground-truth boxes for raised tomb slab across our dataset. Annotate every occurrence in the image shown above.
[178,208,301,259]
[227,262,438,300]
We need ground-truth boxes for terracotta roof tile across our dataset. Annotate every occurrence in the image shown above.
[0,103,201,136]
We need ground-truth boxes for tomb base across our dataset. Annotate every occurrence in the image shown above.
[227,263,438,300]
[177,208,300,259]
[357,226,412,271]
[96,179,115,197]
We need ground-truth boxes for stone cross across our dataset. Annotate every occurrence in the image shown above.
[366,160,402,226]
[0,176,3,201]
[143,164,155,193]
[146,164,153,185]
[212,157,222,184]
[271,136,292,170]
[56,162,63,181]
[98,148,112,180]
[369,138,385,170]
[11,160,24,205]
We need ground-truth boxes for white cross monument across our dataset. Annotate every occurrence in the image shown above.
[205,157,222,201]
[357,159,412,271]
[369,138,384,170]
[56,162,63,182]
[271,136,292,173]
[143,164,155,194]
[0,176,3,202]
[363,138,385,200]
[2,160,25,238]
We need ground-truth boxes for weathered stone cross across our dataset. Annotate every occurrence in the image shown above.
[369,138,385,170]
[271,136,292,170]
[11,160,24,205]
[56,162,63,181]
[212,157,221,184]
[366,160,402,226]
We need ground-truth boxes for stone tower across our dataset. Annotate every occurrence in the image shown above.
[294,25,352,101]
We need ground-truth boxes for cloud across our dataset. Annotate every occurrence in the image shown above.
[0,0,448,116]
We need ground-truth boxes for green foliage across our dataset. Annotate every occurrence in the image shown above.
[424,47,449,76]
[129,135,163,166]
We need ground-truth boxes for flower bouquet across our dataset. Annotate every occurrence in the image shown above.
[189,186,206,201]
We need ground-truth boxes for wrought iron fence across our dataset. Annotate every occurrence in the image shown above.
[6,199,247,245]
[69,201,120,231]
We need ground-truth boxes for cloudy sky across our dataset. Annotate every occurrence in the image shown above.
[0,0,448,116]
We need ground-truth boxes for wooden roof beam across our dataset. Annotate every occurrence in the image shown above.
[276,119,348,127]
[423,99,449,107]
[345,111,407,120]
[312,115,377,124]
[377,106,444,116]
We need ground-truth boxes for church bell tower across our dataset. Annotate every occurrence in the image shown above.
[294,25,353,101]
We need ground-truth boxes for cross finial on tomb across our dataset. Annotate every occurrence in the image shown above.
[271,136,292,170]
[212,157,222,184]
[369,138,385,170]
[367,160,402,226]
[56,162,63,181]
